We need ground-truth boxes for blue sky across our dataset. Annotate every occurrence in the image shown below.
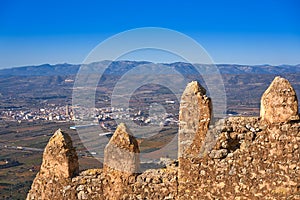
[0,0,299,68]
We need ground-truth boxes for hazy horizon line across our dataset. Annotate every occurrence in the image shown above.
[1,60,300,70]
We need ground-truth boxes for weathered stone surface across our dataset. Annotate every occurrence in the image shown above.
[40,128,79,178]
[177,80,300,199]
[26,129,78,200]
[178,81,212,159]
[103,123,140,199]
[209,149,228,159]
[178,116,300,199]
[27,79,300,200]
[260,76,299,124]
[104,123,140,173]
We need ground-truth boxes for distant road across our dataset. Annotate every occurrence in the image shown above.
[0,143,43,152]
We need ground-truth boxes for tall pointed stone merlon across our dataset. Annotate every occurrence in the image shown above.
[103,123,140,200]
[26,129,79,200]
[39,128,79,178]
[260,76,299,124]
[104,123,140,173]
[178,81,212,158]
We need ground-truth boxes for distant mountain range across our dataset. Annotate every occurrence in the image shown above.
[0,61,300,76]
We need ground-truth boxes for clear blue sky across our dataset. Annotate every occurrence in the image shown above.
[0,0,299,68]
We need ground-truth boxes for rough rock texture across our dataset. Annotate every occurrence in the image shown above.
[178,81,212,158]
[178,77,300,199]
[103,123,140,199]
[27,125,177,200]
[178,117,300,199]
[104,123,140,173]
[63,164,178,200]
[27,77,300,199]
[260,76,299,124]
[26,129,79,200]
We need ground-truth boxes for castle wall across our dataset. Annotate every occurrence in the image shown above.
[27,76,300,200]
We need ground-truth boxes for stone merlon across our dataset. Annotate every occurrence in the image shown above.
[27,78,300,199]
[104,123,140,173]
[178,81,212,159]
[260,76,299,124]
[40,128,79,178]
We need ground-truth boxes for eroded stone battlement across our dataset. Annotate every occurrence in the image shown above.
[27,76,300,199]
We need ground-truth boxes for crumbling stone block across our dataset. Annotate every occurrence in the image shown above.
[260,76,299,124]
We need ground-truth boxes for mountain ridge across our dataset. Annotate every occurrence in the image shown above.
[1,61,300,77]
